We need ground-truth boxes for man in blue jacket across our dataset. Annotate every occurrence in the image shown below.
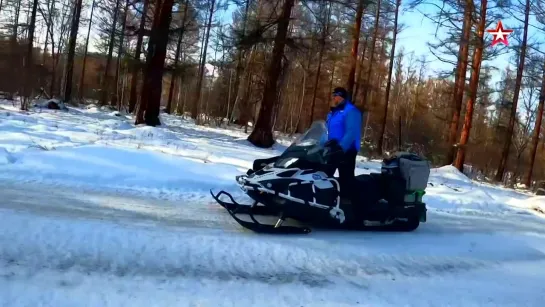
[323,87,362,193]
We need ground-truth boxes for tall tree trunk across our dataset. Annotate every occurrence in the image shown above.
[41,0,50,65]
[47,0,56,95]
[368,30,387,108]
[445,0,473,165]
[361,0,381,109]
[113,0,129,109]
[78,0,96,101]
[524,61,545,187]
[62,0,83,103]
[454,0,487,171]
[353,34,369,102]
[495,0,530,182]
[11,0,21,97]
[346,0,365,97]
[229,0,251,118]
[191,0,216,121]
[135,0,175,126]
[377,0,400,155]
[100,0,121,106]
[12,0,21,42]
[166,0,189,114]
[293,66,308,134]
[21,0,38,110]
[248,0,295,148]
[128,0,149,113]
[309,1,331,123]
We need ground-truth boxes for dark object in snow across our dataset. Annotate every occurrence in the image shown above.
[211,121,430,234]
[33,99,68,111]
[0,91,14,100]
[534,181,545,195]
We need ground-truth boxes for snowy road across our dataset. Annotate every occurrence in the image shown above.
[2,180,545,306]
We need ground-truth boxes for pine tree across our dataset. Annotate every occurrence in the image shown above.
[495,0,530,182]
[247,0,296,147]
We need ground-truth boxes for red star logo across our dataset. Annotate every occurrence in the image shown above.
[486,20,513,46]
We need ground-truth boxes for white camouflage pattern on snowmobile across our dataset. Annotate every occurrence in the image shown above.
[236,165,346,224]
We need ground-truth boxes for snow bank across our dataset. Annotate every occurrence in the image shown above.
[424,166,530,216]
[2,145,240,192]
[432,165,474,184]
[507,196,545,214]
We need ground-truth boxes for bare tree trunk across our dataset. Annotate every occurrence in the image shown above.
[41,0,50,65]
[128,0,149,113]
[446,0,473,165]
[135,0,175,126]
[11,0,22,98]
[293,67,307,134]
[166,0,189,114]
[62,0,84,103]
[12,0,21,42]
[377,0,400,155]
[353,34,369,102]
[191,0,216,121]
[525,61,545,186]
[78,0,96,101]
[229,0,251,118]
[113,0,129,110]
[495,0,530,182]
[21,0,39,110]
[46,0,56,95]
[100,0,121,106]
[309,2,331,123]
[454,0,487,171]
[361,0,381,109]
[346,0,365,97]
[248,0,295,148]
[294,41,315,132]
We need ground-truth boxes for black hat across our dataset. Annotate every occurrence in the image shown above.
[332,87,348,99]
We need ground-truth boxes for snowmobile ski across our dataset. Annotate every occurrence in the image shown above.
[210,190,312,234]
[209,190,279,216]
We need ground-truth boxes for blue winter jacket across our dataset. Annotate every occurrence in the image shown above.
[325,100,362,152]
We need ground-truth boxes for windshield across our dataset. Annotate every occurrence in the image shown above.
[274,121,327,168]
[290,121,327,147]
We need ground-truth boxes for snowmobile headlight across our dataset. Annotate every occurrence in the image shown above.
[279,157,298,168]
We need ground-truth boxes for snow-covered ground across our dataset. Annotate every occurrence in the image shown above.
[1,100,545,306]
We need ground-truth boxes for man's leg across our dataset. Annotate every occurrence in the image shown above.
[337,149,358,197]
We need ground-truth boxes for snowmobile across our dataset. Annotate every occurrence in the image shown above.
[210,121,431,234]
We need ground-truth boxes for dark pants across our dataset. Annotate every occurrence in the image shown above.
[337,149,358,196]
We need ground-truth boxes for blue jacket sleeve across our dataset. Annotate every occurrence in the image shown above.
[339,109,362,152]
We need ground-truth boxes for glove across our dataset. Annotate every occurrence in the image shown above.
[322,139,344,164]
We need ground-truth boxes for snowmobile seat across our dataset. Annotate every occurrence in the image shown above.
[352,173,385,206]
